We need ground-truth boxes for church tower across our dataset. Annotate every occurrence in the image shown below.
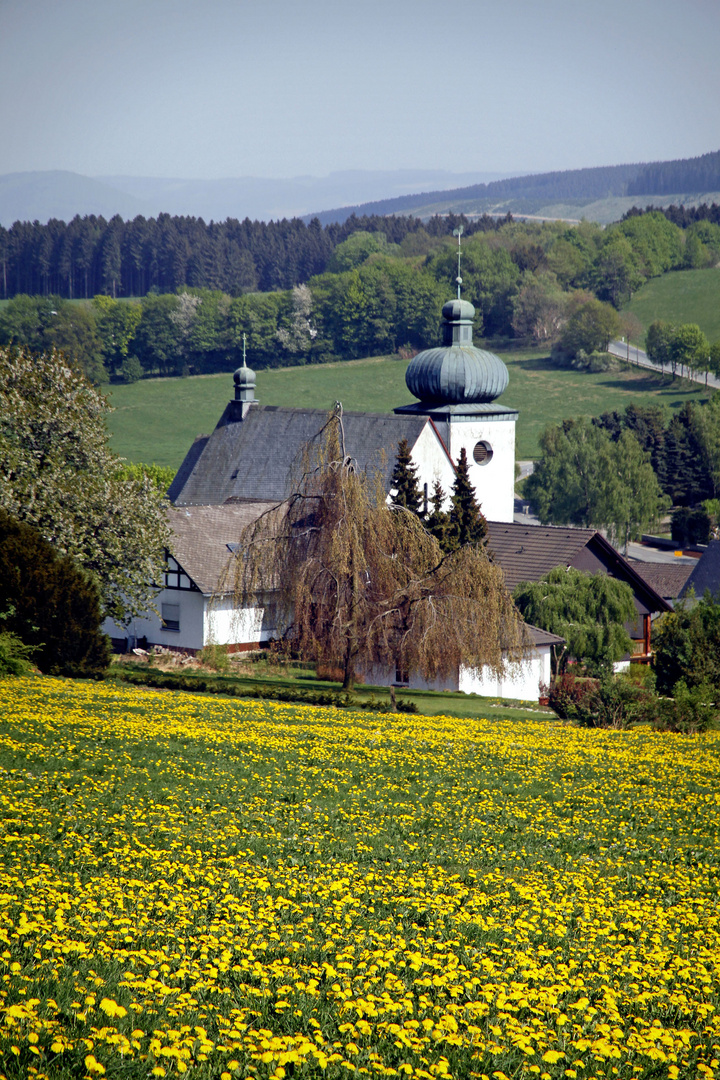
[394,297,517,523]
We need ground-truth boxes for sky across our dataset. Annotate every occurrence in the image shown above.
[1,0,719,181]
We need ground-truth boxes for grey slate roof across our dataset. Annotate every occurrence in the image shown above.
[680,540,720,600]
[167,502,275,594]
[630,560,695,602]
[168,404,436,506]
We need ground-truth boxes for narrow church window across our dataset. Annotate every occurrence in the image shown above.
[473,440,493,465]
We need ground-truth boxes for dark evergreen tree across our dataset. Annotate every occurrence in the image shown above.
[0,509,111,678]
[390,438,422,514]
[425,479,449,549]
[447,448,488,550]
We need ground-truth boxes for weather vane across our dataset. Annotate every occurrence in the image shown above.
[452,225,464,299]
[242,332,247,365]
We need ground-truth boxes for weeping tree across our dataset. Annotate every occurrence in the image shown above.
[231,406,528,690]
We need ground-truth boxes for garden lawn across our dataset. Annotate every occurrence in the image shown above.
[105,352,711,467]
[1,676,720,1080]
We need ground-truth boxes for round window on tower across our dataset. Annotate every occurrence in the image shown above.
[473,440,493,465]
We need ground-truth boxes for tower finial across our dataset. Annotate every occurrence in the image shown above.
[453,225,464,299]
[242,332,247,366]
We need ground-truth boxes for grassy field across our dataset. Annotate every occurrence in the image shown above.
[2,676,720,1079]
[106,351,712,467]
[622,267,720,343]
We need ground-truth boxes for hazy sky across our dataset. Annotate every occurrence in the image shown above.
[1,0,719,180]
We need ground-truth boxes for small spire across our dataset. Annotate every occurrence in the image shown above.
[453,225,464,299]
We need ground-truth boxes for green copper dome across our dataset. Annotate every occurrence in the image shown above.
[405,299,509,405]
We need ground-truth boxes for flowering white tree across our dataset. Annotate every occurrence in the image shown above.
[0,347,170,624]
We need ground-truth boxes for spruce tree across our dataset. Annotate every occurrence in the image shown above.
[426,480,449,549]
[390,438,422,514]
[447,448,488,550]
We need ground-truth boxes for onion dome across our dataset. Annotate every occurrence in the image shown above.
[405,299,509,404]
[233,359,256,403]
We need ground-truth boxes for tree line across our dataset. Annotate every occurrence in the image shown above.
[0,211,505,300]
[2,209,719,384]
[627,149,720,198]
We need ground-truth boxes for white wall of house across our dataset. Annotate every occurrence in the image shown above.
[458,649,551,701]
[103,590,278,652]
[362,645,551,703]
[103,588,207,651]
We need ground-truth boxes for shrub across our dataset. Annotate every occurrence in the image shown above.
[671,506,711,546]
[567,676,654,729]
[0,510,111,678]
[546,672,598,719]
[653,679,719,733]
[0,630,37,676]
[197,643,230,673]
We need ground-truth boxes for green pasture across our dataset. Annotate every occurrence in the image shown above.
[106,350,712,467]
[622,267,720,343]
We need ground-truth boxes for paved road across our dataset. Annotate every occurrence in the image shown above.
[608,340,720,391]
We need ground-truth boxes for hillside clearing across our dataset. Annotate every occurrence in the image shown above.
[106,350,711,467]
[622,267,720,343]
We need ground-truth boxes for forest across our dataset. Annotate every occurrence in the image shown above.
[1,207,719,384]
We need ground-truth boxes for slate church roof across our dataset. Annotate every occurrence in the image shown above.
[168,404,445,507]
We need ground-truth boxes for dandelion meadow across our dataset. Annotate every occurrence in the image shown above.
[1,678,719,1080]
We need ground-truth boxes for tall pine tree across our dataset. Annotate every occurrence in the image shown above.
[390,438,423,514]
[447,447,488,550]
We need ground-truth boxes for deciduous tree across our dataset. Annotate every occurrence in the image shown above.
[525,418,669,549]
[0,347,170,624]
[513,566,636,675]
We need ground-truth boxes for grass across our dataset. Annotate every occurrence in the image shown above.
[110,655,549,722]
[622,266,720,343]
[1,675,720,1079]
[105,350,712,467]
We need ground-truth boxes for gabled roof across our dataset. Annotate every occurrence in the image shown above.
[486,521,670,613]
[630,560,695,602]
[167,502,274,594]
[168,404,437,506]
[486,522,597,591]
[680,540,720,600]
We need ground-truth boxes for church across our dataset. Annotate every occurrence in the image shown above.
[104,294,564,700]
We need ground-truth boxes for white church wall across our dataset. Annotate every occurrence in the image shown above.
[446,417,516,523]
[407,423,456,509]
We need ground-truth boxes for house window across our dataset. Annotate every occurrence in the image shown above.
[473,440,493,465]
[161,603,180,632]
[395,663,409,685]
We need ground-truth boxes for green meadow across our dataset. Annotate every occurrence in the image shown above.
[106,349,712,467]
[622,267,720,343]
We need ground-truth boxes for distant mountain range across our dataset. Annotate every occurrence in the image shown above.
[309,149,720,225]
[2,149,719,230]
[0,169,517,228]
